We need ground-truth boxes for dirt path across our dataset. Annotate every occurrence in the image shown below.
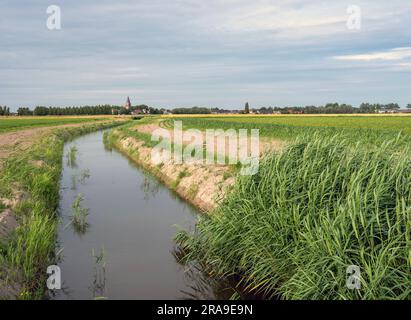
[117,135,235,212]
[134,121,286,158]
[110,121,286,212]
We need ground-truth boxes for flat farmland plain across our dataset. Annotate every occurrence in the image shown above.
[0,116,119,133]
[160,114,411,146]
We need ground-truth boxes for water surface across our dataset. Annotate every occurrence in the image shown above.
[51,131,226,300]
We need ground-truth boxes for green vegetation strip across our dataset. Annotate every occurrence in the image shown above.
[163,116,411,147]
[176,134,411,300]
[0,120,129,299]
[0,117,113,133]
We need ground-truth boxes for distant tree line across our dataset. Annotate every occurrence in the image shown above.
[281,103,357,114]
[256,103,403,114]
[32,105,114,116]
[253,103,407,114]
[3,102,411,117]
[171,106,211,114]
[113,105,164,115]
[0,106,10,116]
[16,107,34,116]
[169,103,408,115]
[11,105,164,116]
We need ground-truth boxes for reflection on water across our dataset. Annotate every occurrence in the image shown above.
[90,248,107,300]
[172,247,238,300]
[51,130,237,300]
[141,176,161,201]
[69,220,90,237]
[71,169,91,190]
[66,145,78,169]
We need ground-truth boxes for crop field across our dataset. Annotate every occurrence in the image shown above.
[0,116,118,133]
[165,114,411,132]
[160,115,411,148]
[161,114,411,134]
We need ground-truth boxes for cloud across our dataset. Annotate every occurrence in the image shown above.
[1,0,411,108]
[333,47,411,61]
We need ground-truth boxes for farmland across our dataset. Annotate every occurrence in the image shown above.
[1,114,410,300]
[124,114,411,300]
[163,114,411,133]
[160,115,411,147]
[0,116,118,133]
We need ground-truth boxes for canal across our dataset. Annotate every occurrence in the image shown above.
[50,130,225,300]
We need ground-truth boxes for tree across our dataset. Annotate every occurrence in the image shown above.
[407,104,411,109]
[34,106,49,116]
[385,103,400,111]
[244,102,250,114]
[171,107,211,114]
[359,103,378,114]
[0,106,10,116]
[17,107,33,116]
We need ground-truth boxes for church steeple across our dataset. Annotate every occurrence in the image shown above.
[125,96,131,110]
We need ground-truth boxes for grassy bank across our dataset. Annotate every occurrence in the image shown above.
[105,123,236,212]
[176,135,411,300]
[0,120,129,299]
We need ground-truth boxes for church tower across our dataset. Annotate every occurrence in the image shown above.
[125,96,131,110]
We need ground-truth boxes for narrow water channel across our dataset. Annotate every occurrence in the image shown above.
[49,131,227,300]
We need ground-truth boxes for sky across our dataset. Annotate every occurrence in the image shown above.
[1,0,411,110]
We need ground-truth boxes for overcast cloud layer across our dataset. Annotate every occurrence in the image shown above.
[1,0,411,110]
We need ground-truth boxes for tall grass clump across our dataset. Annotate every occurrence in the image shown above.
[0,135,63,299]
[176,134,411,300]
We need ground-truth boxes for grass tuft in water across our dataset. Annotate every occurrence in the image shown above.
[70,194,90,235]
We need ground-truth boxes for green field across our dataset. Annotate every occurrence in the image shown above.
[161,115,410,143]
[0,117,114,133]
[171,115,411,132]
